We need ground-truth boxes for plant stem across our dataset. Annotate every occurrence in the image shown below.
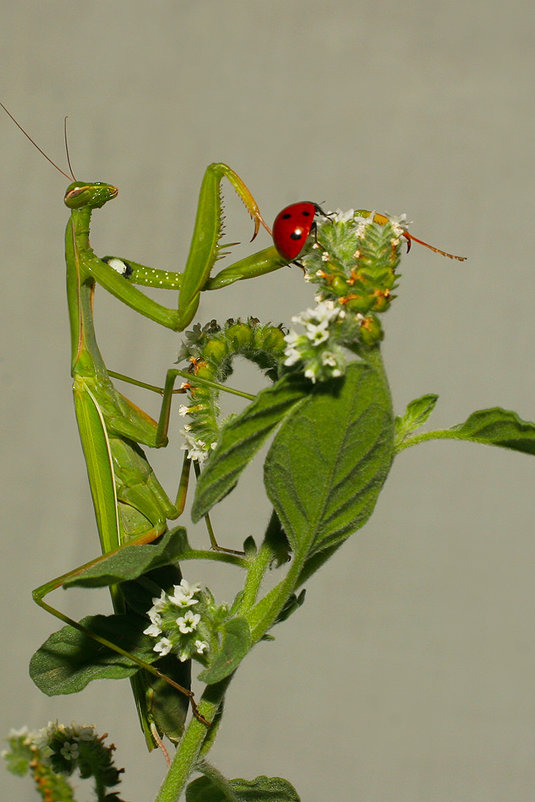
[239,541,273,612]
[396,429,470,452]
[155,678,232,802]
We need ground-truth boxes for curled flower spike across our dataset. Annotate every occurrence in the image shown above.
[3,722,125,801]
[177,318,287,461]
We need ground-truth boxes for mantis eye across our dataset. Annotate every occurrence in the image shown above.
[64,185,90,208]
[103,257,133,278]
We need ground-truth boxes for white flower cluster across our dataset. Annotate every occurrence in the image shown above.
[3,722,96,763]
[283,299,348,383]
[143,579,209,663]
[179,424,216,463]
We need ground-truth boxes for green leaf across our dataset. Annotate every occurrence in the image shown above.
[131,652,190,743]
[264,362,394,560]
[198,618,251,684]
[192,375,309,521]
[394,393,438,447]
[399,406,535,454]
[450,407,535,453]
[186,774,300,802]
[63,527,189,589]
[29,614,156,695]
[273,589,306,626]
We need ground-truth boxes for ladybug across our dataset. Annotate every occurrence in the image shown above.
[272,202,328,261]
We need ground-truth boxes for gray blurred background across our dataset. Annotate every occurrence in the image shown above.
[2,2,535,800]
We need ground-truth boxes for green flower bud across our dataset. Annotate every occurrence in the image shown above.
[202,338,228,363]
[226,322,253,348]
[359,313,383,345]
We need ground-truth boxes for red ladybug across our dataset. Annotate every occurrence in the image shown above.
[272,202,327,261]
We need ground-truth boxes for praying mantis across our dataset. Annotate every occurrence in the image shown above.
[33,170,292,750]
[1,102,293,750]
[3,102,465,752]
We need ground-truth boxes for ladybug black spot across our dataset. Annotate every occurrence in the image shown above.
[290,231,303,241]
[301,210,311,217]
[282,213,291,220]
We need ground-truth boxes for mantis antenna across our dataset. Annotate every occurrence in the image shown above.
[0,100,75,182]
[63,115,77,181]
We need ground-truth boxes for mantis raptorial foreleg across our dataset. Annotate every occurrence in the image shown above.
[63,163,287,334]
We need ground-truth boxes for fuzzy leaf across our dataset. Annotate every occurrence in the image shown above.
[395,393,438,447]
[449,407,535,453]
[198,618,251,684]
[63,527,189,589]
[186,774,300,802]
[29,614,157,695]
[192,375,309,521]
[264,362,394,560]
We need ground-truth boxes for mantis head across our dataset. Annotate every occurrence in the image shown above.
[64,181,118,210]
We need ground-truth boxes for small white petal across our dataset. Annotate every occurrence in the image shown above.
[148,608,162,626]
[154,637,173,656]
[151,591,168,611]
[143,622,162,638]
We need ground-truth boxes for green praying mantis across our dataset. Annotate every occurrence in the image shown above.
[38,171,293,748]
[3,102,465,752]
[1,102,294,750]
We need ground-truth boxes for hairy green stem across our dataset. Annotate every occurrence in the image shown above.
[155,679,232,802]
[396,429,469,452]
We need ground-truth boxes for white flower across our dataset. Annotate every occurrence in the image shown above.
[386,212,410,237]
[74,726,95,741]
[178,650,189,663]
[143,622,162,638]
[284,330,300,346]
[283,330,305,366]
[354,212,375,238]
[321,351,338,367]
[304,364,320,383]
[284,346,301,366]
[305,322,329,345]
[177,611,201,634]
[154,637,173,656]
[168,580,201,608]
[195,640,209,655]
[181,429,210,463]
[60,741,79,760]
[312,300,340,325]
[178,405,190,417]
[151,590,168,611]
[148,607,162,626]
[330,208,355,223]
